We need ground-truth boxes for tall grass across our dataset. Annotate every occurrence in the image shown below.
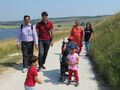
[91,12,120,90]
[0,39,18,59]
[53,30,70,41]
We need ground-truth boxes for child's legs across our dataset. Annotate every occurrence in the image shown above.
[25,85,36,90]
[68,69,73,81]
[73,70,79,82]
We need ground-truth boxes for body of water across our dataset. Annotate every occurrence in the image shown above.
[0,28,18,40]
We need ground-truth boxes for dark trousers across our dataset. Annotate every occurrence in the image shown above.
[21,41,34,68]
[38,40,50,67]
[68,69,79,82]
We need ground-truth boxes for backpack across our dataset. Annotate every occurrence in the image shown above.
[20,24,33,30]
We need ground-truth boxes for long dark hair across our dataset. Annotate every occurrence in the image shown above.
[85,22,92,29]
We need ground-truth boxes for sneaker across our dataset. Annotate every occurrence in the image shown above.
[75,82,79,87]
[37,67,41,72]
[66,80,71,85]
[85,52,90,56]
[22,68,28,73]
[42,65,46,69]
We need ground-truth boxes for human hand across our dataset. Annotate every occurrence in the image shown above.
[17,44,21,49]
[35,44,38,50]
[73,61,78,65]
[50,41,53,47]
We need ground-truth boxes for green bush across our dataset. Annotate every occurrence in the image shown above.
[91,12,120,90]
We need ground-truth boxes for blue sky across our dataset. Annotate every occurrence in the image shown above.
[0,0,120,21]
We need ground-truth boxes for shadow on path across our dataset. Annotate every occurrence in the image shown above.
[43,69,63,85]
[0,62,22,71]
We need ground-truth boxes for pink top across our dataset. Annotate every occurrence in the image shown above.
[67,53,79,70]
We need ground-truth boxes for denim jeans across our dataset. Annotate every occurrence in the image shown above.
[85,41,90,52]
[21,41,34,68]
[38,40,50,67]
[24,85,36,90]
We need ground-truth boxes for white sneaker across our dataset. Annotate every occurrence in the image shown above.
[22,68,28,73]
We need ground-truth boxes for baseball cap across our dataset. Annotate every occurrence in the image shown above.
[68,36,73,40]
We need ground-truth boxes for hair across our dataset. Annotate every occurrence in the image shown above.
[85,22,92,29]
[75,19,80,26]
[29,55,38,65]
[24,15,30,20]
[41,11,48,16]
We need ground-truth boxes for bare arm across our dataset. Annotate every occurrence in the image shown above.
[49,30,54,46]
[74,57,79,65]
[67,58,73,66]
[16,27,22,49]
[67,60,72,65]
[50,30,53,41]
[34,76,42,84]
[89,32,94,41]
[63,43,67,52]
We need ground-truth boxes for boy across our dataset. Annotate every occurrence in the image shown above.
[24,55,42,90]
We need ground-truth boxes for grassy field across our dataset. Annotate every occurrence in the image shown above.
[0,39,21,73]
[90,13,120,90]
[0,39,19,59]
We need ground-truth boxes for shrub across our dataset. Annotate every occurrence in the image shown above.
[91,12,120,90]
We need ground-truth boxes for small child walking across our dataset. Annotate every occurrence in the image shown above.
[66,46,79,87]
[24,55,42,90]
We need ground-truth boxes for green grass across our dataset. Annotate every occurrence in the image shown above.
[54,21,73,30]
[90,12,120,90]
[53,30,70,41]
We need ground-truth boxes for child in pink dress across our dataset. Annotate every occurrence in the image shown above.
[67,46,79,87]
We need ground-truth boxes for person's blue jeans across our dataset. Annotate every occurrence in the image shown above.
[38,40,50,67]
[85,41,90,52]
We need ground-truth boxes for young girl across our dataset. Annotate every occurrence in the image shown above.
[24,55,42,90]
[67,46,79,87]
[84,22,93,55]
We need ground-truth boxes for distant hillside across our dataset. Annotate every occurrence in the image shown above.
[91,13,120,90]
[0,15,109,26]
